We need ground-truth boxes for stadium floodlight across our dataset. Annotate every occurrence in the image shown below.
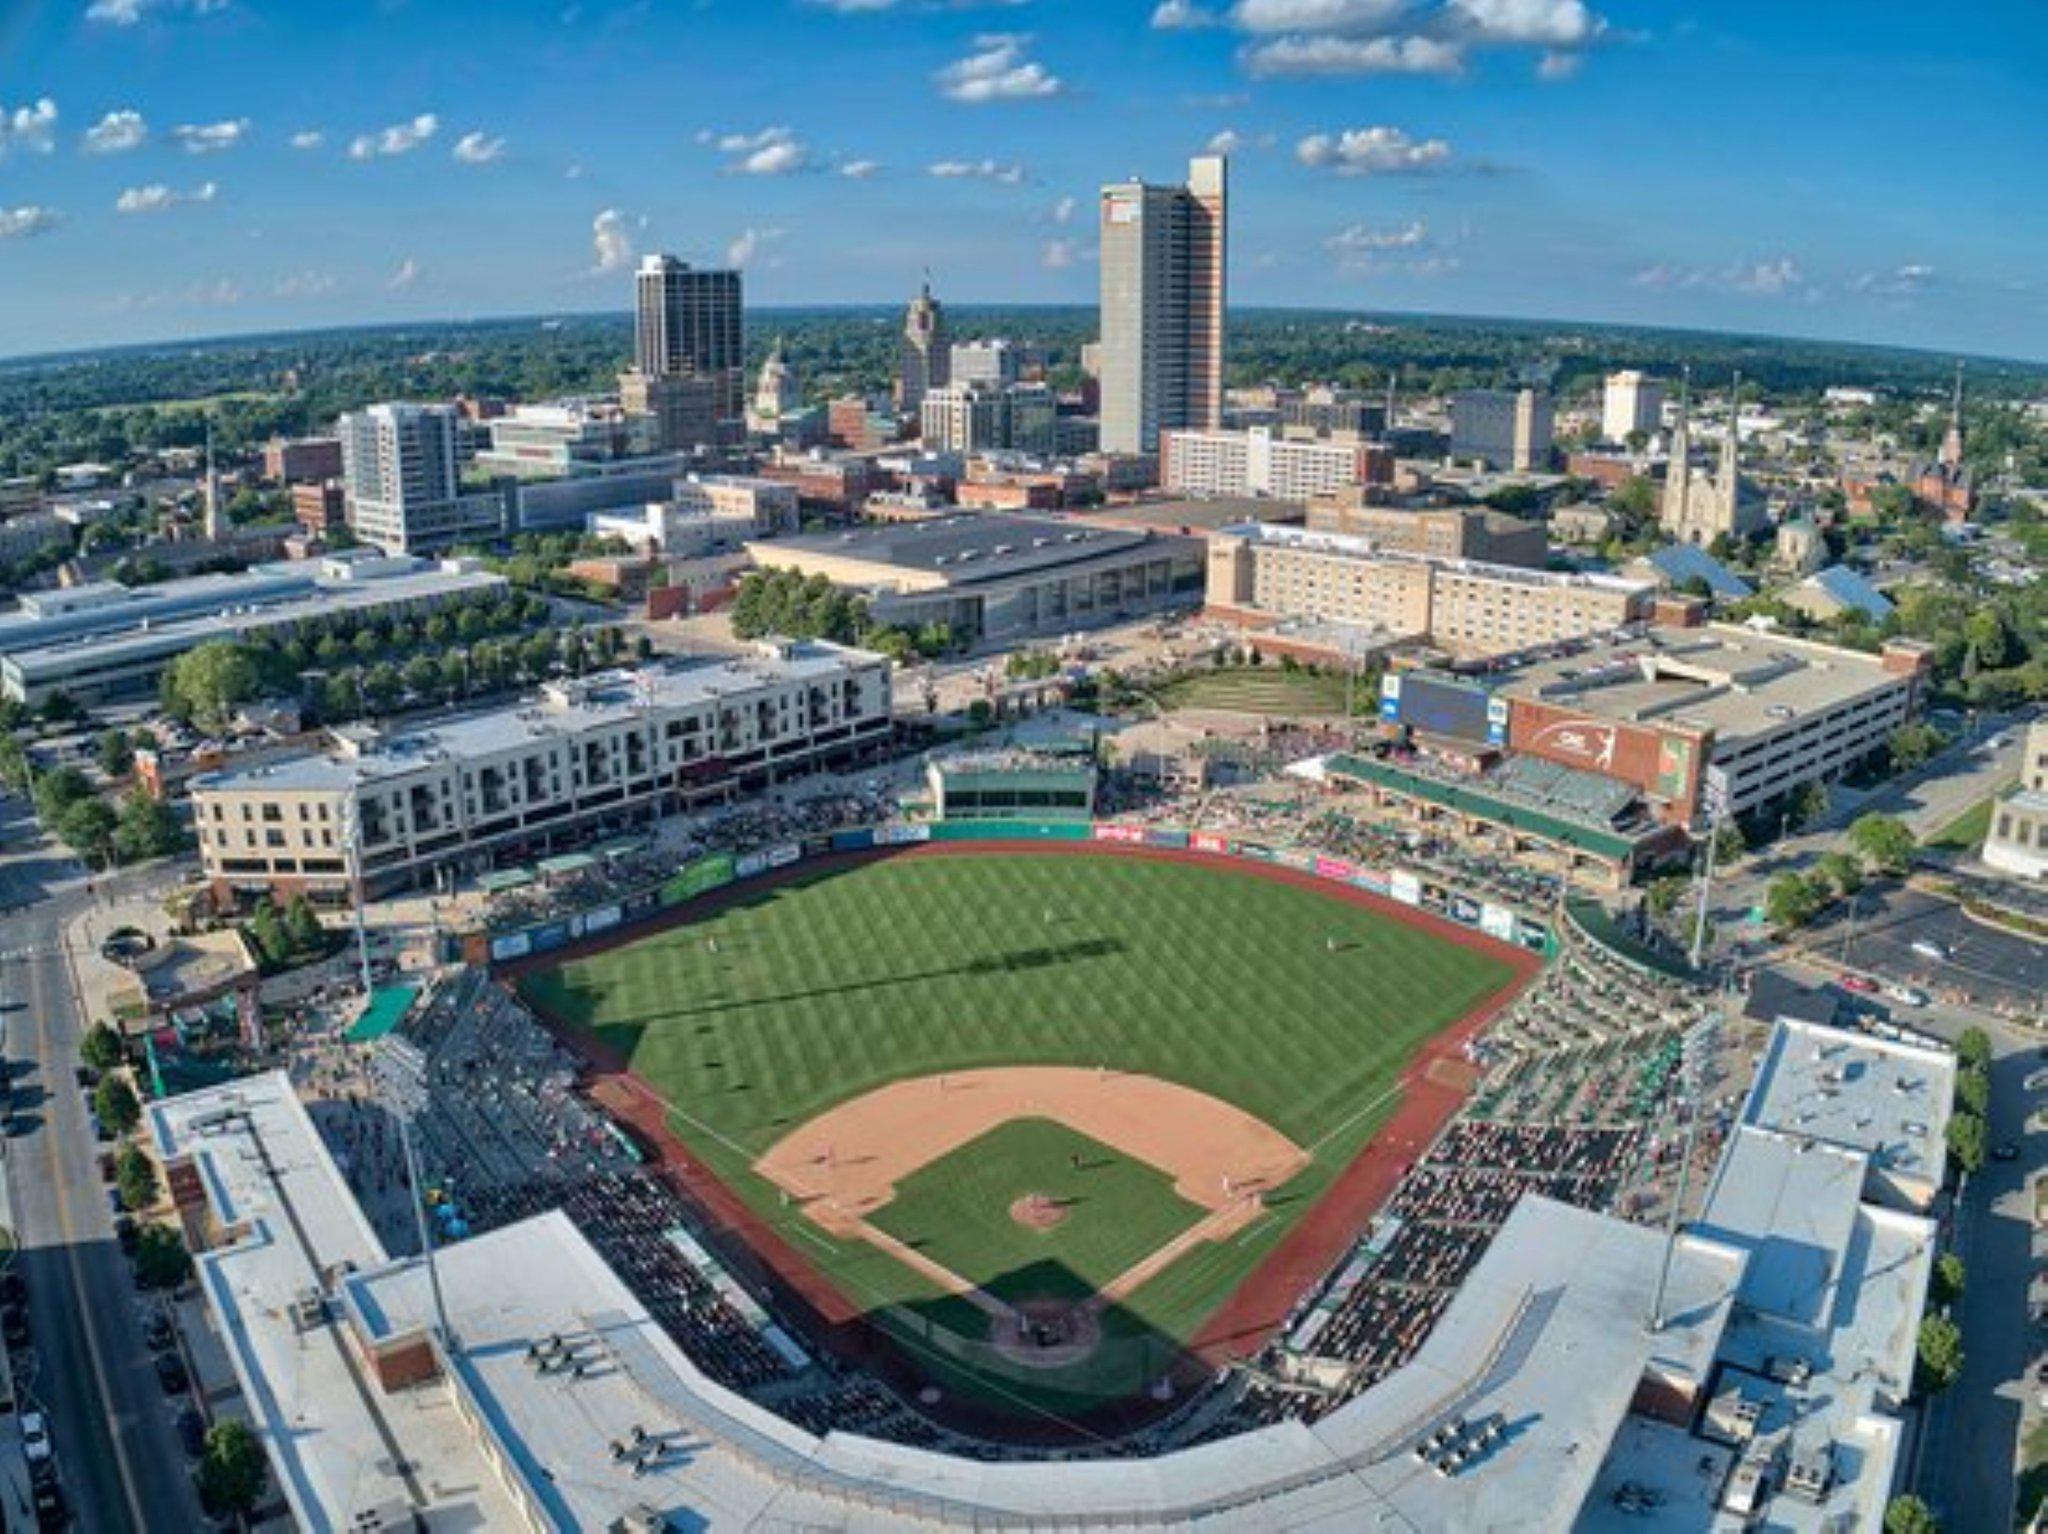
[1648,1005,1722,1333]
[378,1062,456,1350]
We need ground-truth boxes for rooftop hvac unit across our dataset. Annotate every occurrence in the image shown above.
[611,1508,672,1534]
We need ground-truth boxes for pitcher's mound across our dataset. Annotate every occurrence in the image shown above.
[1010,1193,1070,1231]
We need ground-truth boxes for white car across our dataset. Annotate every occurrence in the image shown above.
[20,1408,50,1465]
[1910,939,1950,963]
[1885,984,1929,1008]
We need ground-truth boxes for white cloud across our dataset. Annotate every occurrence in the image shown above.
[1231,0,1408,32]
[1536,48,1581,79]
[388,256,421,291]
[86,0,228,25]
[590,209,635,274]
[349,114,440,160]
[1630,255,1811,297]
[83,109,148,154]
[1051,194,1076,223]
[1245,33,1462,75]
[1450,0,1601,47]
[1041,238,1088,270]
[1327,219,1428,252]
[275,270,338,298]
[726,226,785,268]
[1851,263,1935,297]
[936,34,1064,102]
[1,98,59,157]
[452,131,507,165]
[1151,0,1221,27]
[170,118,249,154]
[710,125,810,176]
[1296,126,1453,175]
[115,180,218,214]
[840,158,883,179]
[0,206,61,240]
[1206,128,1245,154]
[928,157,1027,184]
[289,129,325,151]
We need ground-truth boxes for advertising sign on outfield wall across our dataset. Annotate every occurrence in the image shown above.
[531,921,570,954]
[873,824,932,846]
[1389,870,1423,907]
[1479,903,1516,942]
[831,828,877,852]
[1354,870,1391,896]
[1093,823,1145,844]
[1142,828,1189,850]
[584,905,621,935]
[660,852,736,906]
[1191,831,1231,855]
[735,851,769,879]
[490,931,532,962]
[1315,855,1356,883]
[767,843,801,869]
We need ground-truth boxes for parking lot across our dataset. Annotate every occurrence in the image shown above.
[1812,884,2046,1023]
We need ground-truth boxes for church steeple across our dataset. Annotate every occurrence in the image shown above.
[1719,370,1742,500]
[1939,360,1965,472]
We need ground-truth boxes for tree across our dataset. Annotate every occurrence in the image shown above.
[1945,1111,1987,1175]
[32,764,93,824]
[116,1144,159,1211]
[285,896,325,957]
[246,901,288,968]
[113,789,184,863]
[1887,723,1946,772]
[1884,1494,1941,1534]
[1765,872,1823,931]
[1848,813,1916,875]
[94,1074,142,1137]
[1816,850,1864,898]
[57,796,118,865]
[96,728,136,779]
[1647,875,1688,920]
[132,1224,193,1290]
[1955,1027,1992,1072]
[81,1022,126,1073]
[1712,821,1747,865]
[163,640,261,730]
[1931,1253,1966,1308]
[1915,1312,1964,1394]
[194,1420,269,1518]
[1955,1064,1990,1118]
[1787,781,1830,832]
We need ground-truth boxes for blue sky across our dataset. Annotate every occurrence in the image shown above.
[1,0,2044,360]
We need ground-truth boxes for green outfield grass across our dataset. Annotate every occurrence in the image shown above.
[518,851,1519,1415]
[1147,665,1366,717]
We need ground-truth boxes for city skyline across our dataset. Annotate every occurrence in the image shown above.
[0,1,2044,360]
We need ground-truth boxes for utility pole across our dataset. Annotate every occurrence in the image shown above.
[1650,1005,1720,1332]
[343,788,373,998]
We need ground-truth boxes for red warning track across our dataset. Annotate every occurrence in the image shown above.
[506,840,1542,1401]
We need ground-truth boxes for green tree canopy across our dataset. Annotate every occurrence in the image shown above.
[81,1022,126,1073]
[1945,1111,1987,1175]
[163,640,263,730]
[1915,1312,1964,1394]
[1884,1494,1941,1534]
[194,1419,269,1517]
[1848,813,1917,874]
[94,1074,142,1137]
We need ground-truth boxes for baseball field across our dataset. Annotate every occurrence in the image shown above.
[516,845,1530,1425]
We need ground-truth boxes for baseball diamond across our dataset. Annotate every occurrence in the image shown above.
[515,841,1535,1428]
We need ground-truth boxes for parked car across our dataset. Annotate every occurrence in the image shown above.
[1911,939,1951,962]
[20,1409,50,1466]
[3,1305,30,1347]
[175,1408,206,1458]
[0,1269,26,1305]
[1884,984,1929,1008]
[1838,973,1880,995]
[153,1351,189,1395]
[143,1313,175,1352]
[113,1214,138,1252]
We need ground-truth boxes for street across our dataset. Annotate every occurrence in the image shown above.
[0,799,201,1533]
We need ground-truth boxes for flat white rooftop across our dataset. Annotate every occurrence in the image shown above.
[149,1072,524,1533]
[1742,1018,1952,1203]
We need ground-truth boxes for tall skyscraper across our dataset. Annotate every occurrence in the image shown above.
[1098,154,1227,456]
[634,254,744,421]
[339,402,504,554]
[896,277,949,417]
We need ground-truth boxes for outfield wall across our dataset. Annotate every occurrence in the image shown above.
[463,819,1555,969]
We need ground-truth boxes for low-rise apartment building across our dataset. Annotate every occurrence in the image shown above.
[1205,522,1651,659]
[191,641,893,897]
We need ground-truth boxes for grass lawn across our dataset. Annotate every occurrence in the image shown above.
[519,851,1517,1413]
[1148,665,1365,717]
[1928,792,2006,852]
[870,1118,1207,1301]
